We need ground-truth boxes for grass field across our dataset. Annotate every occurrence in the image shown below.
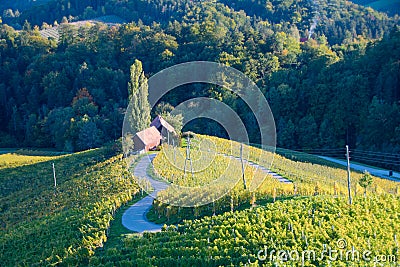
[92,195,400,266]
[146,135,399,225]
[93,136,398,266]
[1,137,399,266]
[0,153,59,169]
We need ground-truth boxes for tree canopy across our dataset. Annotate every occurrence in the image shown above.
[0,0,399,158]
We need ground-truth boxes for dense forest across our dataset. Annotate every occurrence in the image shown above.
[0,0,399,154]
[1,2,400,265]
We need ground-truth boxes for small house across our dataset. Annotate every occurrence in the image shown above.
[150,115,176,136]
[133,126,162,153]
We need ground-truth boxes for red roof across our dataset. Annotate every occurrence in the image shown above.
[135,126,162,147]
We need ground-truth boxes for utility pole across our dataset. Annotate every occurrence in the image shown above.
[240,143,246,189]
[346,145,352,205]
[167,130,170,145]
[52,163,57,194]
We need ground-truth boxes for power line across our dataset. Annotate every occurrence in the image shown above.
[351,154,400,162]
[353,149,400,157]
[346,145,352,205]
[351,156,400,166]
[254,143,400,171]
[294,148,345,151]
[351,153,400,162]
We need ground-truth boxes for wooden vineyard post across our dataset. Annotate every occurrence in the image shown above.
[212,201,215,216]
[172,139,176,164]
[52,162,57,195]
[183,136,188,175]
[167,130,170,145]
[240,143,247,189]
[346,145,352,205]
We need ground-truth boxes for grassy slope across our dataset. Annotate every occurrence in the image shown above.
[0,153,58,169]
[87,135,400,266]
[202,135,399,194]
[91,195,400,266]
[2,136,397,265]
[0,146,141,266]
[147,135,399,224]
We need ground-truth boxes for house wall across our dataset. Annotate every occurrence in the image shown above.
[133,135,146,152]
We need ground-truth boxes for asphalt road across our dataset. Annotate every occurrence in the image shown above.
[319,156,400,182]
[121,154,168,233]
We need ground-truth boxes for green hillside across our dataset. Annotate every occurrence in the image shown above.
[1,136,398,266]
[0,0,399,266]
[91,195,400,266]
[0,152,58,169]
[149,135,399,223]
[91,136,398,266]
[0,146,140,266]
[352,0,400,15]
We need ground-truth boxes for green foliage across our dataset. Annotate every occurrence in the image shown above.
[149,135,398,223]
[359,170,374,195]
[277,118,296,148]
[0,1,399,161]
[353,0,400,16]
[128,59,151,134]
[0,152,57,169]
[0,148,140,266]
[91,195,400,266]
[1,2,399,266]
[201,135,398,195]
[155,102,184,135]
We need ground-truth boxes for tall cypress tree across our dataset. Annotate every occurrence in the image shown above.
[128,59,151,133]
